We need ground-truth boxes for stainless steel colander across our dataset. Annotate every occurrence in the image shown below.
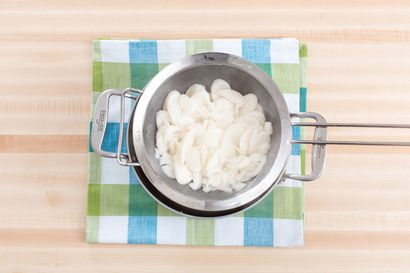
[91,52,410,217]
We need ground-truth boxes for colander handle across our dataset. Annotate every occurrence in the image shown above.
[286,111,410,182]
[285,112,327,182]
[90,88,143,166]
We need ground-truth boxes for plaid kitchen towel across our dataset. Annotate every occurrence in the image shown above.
[87,38,307,247]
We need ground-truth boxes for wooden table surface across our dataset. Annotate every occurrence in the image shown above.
[2,0,410,272]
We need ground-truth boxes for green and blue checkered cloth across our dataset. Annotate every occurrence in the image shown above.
[87,38,307,247]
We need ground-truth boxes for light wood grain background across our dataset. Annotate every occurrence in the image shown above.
[2,0,410,272]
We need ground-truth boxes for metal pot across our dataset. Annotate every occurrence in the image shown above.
[91,52,410,217]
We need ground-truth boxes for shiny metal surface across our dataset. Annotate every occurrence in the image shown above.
[130,52,292,216]
[292,119,410,146]
[116,88,143,166]
[287,112,410,182]
[292,140,410,146]
[91,52,410,217]
[291,122,410,128]
[90,89,121,158]
[90,88,142,166]
[287,112,328,182]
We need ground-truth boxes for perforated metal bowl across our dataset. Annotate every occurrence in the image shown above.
[90,52,325,217]
[91,52,410,217]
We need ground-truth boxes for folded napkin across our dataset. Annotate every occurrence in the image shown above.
[87,38,307,247]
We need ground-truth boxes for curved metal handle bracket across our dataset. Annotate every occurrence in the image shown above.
[90,88,142,166]
[286,112,327,181]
